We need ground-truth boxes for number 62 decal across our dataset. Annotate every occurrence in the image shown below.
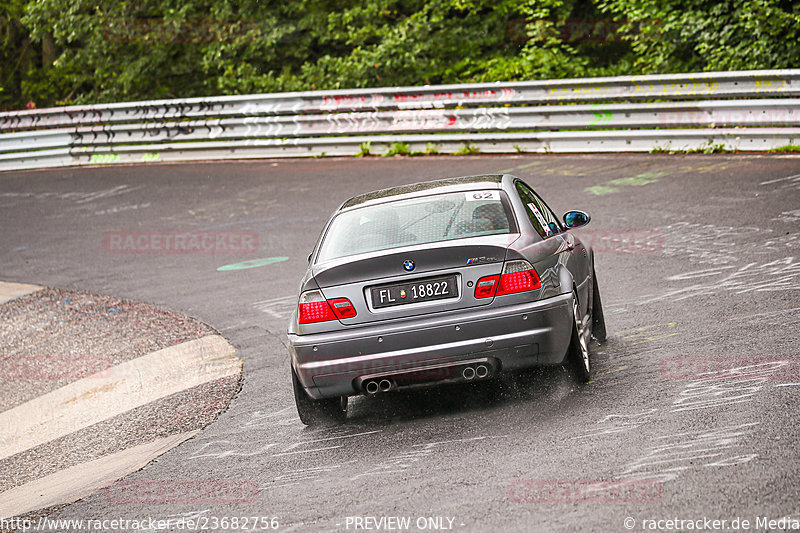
[466,191,498,201]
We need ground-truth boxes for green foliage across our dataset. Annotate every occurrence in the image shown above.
[0,0,798,109]
[598,0,800,72]
[356,141,372,157]
[651,141,731,154]
[770,144,800,153]
[425,142,440,155]
[384,141,410,156]
[0,0,37,108]
[455,141,480,155]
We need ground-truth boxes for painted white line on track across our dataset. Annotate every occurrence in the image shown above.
[0,282,42,304]
[0,335,240,461]
[0,431,198,519]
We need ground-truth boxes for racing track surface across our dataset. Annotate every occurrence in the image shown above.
[1,154,800,532]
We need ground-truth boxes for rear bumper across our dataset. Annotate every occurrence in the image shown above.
[288,292,573,399]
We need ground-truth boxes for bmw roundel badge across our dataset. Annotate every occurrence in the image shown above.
[403,259,415,272]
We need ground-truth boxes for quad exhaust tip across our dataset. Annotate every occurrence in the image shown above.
[364,362,492,394]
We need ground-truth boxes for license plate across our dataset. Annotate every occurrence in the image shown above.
[371,275,457,309]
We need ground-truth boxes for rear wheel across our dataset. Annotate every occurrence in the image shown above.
[591,269,607,343]
[566,291,591,383]
[292,366,347,425]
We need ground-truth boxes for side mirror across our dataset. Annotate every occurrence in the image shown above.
[563,210,591,229]
[307,252,313,263]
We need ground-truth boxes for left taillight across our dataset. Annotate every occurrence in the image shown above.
[298,290,357,324]
[474,260,542,299]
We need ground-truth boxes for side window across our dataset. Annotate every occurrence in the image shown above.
[531,191,563,235]
[515,181,558,239]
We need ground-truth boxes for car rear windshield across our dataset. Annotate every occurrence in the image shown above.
[317,190,515,262]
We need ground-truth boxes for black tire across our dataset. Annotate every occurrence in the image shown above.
[292,366,347,425]
[566,291,591,383]
[591,268,607,343]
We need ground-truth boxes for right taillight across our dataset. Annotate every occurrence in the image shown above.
[474,260,541,299]
[298,290,357,324]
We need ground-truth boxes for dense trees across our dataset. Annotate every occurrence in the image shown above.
[1,0,798,110]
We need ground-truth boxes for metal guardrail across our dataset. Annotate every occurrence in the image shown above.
[1,70,799,171]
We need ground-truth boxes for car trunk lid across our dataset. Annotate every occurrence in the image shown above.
[312,234,519,325]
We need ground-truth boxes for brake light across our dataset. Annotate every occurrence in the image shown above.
[298,290,357,324]
[497,269,541,295]
[474,260,541,299]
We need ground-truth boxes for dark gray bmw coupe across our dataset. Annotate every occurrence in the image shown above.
[288,174,606,424]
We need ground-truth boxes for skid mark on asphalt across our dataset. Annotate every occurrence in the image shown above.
[350,435,508,481]
[632,219,800,305]
[639,256,800,304]
[188,403,510,490]
[187,428,382,460]
[93,202,151,216]
[760,173,800,188]
[581,360,792,483]
[655,223,799,266]
[670,361,794,413]
[0,184,141,208]
[776,209,800,222]
[619,422,760,482]
[572,409,657,440]
[252,296,296,320]
[618,323,679,345]
[264,461,358,489]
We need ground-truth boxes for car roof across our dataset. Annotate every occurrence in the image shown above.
[340,174,507,211]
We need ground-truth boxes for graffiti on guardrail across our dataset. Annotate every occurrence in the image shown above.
[319,88,516,111]
[2,70,800,169]
[660,108,798,127]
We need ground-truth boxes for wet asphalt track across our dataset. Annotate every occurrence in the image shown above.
[1,154,800,532]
